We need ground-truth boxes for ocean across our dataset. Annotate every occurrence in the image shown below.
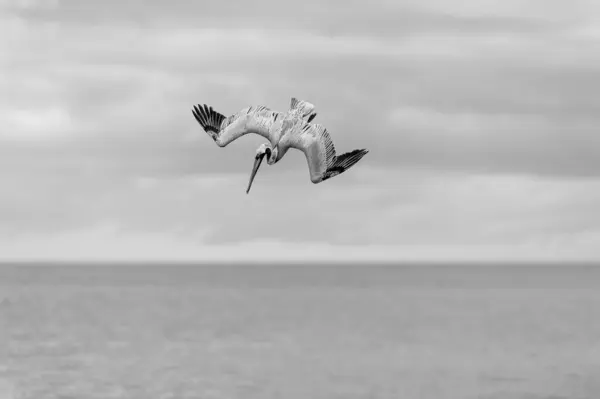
[0,263,599,399]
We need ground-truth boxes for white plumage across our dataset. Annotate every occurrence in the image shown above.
[192,97,368,193]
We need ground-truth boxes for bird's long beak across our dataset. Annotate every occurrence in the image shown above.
[246,153,266,194]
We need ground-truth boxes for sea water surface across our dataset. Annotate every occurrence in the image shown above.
[0,263,599,399]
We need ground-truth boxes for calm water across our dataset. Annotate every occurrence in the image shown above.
[1,264,600,399]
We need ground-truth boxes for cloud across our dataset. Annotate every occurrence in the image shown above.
[0,107,73,140]
[384,106,600,176]
[1,0,600,260]
[4,225,600,263]
[4,18,600,174]
[3,161,600,262]
[4,0,562,36]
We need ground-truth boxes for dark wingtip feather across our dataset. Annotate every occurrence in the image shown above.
[191,103,226,134]
[321,147,369,181]
[191,105,205,126]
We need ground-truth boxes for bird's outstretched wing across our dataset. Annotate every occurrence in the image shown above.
[192,104,284,147]
[278,123,368,183]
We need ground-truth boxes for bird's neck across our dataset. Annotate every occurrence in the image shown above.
[267,146,279,165]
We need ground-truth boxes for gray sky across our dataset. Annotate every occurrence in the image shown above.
[2,0,600,262]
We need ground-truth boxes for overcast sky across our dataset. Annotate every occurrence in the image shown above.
[2,0,600,262]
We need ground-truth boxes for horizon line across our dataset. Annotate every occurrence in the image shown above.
[1,259,599,266]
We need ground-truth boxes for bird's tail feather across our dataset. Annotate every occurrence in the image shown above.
[192,104,226,134]
[290,97,317,122]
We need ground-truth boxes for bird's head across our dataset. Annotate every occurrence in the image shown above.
[246,143,274,194]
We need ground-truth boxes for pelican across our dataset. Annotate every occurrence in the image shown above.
[191,97,368,193]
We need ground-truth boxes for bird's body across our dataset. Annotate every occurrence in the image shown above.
[192,97,368,193]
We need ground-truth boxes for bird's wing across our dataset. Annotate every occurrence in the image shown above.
[192,104,284,147]
[279,123,369,183]
[289,97,317,123]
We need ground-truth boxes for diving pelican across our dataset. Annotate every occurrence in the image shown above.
[191,97,368,193]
